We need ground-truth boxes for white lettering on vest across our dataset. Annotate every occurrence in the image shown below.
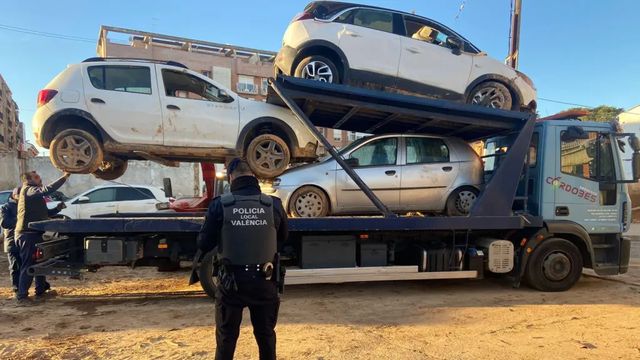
[232,207,266,215]
[230,219,268,226]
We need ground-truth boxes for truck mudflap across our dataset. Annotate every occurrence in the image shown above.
[619,237,631,274]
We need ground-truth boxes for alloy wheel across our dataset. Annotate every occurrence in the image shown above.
[254,140,286,171]
[54,135,95,170]
[301,61,334,83]
[471,87,508,109]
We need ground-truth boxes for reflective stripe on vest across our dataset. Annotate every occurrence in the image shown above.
[220,193,277,265]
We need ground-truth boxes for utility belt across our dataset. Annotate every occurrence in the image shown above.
[216,255,285,294]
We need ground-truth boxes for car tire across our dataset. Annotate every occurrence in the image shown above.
[445,187,479,216]
[246,134,291,179]
[294,55,340,84]
[50,128,104,174]
[289,186,330,218]
[199,250,218,299]
[92,159,128,181]
[467,81,514,110]
[524,238,583,292]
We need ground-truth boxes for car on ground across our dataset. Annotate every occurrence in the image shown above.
[0,190,12,205]
[275,1,537,111]
[57,184,168,219]
[270,133,483,217]
[32,58,319,180]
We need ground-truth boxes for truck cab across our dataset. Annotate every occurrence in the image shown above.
[485,119,639,277]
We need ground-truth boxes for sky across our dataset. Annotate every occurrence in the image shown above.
[1,0,639,147]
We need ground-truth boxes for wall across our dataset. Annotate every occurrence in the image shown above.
[27,157,201,198]
[0,152,21,190]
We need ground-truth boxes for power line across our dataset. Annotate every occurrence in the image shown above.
[0,23,94,43]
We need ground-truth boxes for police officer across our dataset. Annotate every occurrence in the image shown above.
[1,187,21,296]
[198,158,288,360]
[15,171,69,303]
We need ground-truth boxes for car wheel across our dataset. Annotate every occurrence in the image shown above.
[445,187,479,216]
[246,134,291,179]
[294,55,340,83]
[289,186,329,218]
[524,238,583,292]
[468,81,513,110]
[93,159,128,181]
[50,129,104,174]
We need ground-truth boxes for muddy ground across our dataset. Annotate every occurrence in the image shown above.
[0,245,639,360]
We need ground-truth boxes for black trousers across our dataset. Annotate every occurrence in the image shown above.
[215,271,280,360]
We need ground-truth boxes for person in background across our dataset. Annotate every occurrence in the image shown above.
[15,171,69,304]
[1,187,21,296]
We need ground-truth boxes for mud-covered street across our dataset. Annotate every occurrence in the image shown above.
[0,240,639,360]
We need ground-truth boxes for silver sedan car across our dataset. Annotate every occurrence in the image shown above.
[270,134,483,217]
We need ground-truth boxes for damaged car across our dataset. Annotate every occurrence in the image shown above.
[275,1,536,111]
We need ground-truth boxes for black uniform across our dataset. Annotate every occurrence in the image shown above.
[198,176,288,360]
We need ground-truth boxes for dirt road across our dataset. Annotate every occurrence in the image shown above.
[0,252,639,359]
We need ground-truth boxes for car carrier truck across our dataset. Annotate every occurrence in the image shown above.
[28,76,639,297]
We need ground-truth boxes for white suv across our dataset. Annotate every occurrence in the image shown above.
[32,58,318,179]
[275,1,537,111]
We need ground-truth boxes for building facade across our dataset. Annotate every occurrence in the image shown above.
[97,25,359,150]
[0,73,28,189]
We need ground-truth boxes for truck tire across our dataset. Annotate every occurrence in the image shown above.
[246,134,291,179]
[50,128,104,174]
[199,250,218,299]
[525,238,583,292]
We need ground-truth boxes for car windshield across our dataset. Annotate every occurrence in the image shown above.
[318,136,373,161]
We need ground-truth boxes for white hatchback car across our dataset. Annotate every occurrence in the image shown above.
[32,58,318,180]
[58,184,167,219]
[275,1,537,111]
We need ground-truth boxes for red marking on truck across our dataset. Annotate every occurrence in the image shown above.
[546,176,597,203]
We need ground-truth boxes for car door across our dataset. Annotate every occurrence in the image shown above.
[554,129,621,233]
[115,187,158,213]
[398,16,473,97]
[74,187,118,219]
[335,8,401,83]
[157,66,240,148]
[84,64,163,144]
[400,136,458,211]
[336,136,401,213]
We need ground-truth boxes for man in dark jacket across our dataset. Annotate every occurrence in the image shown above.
[16,171,69,302]
[1,187,21,295]
[198,158,288,360]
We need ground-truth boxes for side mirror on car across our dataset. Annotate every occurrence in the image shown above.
[344,157,360,167]
[219,89,234,103]
[75,195,90,204]
[446,37,463,55]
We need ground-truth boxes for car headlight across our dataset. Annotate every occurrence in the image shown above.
[516,70,536,90]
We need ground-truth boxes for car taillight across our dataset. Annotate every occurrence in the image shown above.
[291,12,314,22]
[37,89,58,107]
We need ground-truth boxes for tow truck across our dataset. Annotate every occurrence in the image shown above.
[29,76,639,297]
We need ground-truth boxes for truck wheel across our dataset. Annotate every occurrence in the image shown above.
[246,134,291,179]
[289,186,329,218]
[467,81,513,110]
[525,238,583,292]
[294,55,340,83]
[92,159,128,180]
[50,129,104,174]
[445,187,478,216]
[199,250,218,299]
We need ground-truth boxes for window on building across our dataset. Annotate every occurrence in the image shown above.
[0,112,3,120]
[87,66,152,94]
[347,132,356,141]
[116,187,155,201]
[406,137,450,164]
[201,70,212,78]
[84,188,117,203]
[237,75,257,94]
[333,129,342,141]
[261,78,269,95]
[0,134,4,143]
[349,137,398,167]
[162,69,231,102]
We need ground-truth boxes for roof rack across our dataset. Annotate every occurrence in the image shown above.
[82,57,188,69]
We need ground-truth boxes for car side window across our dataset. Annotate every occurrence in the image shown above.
[406,137,450,164]
[349,138,398,166]
[351,9,394,33]
[162,69,230,102]
[84,188,117,203]
[404,17,451,49]
[87,66,152,94]
[116,188,155,201]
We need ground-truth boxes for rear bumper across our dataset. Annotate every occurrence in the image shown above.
[275,45,297,76]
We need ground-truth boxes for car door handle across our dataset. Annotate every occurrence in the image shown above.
[90,98,105,104]
[166,104,181,110]
[385,170,396,176]
[406,47,420,54]
[442,166,453,172]
[344,31,361,37]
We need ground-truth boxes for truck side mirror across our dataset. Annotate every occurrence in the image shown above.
[629,135,640,152]
[633,152,640,181]
[163,178,173,198]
